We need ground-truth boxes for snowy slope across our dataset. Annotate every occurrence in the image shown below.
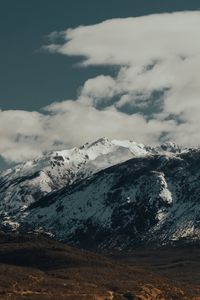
[1,137,197,250]
[15,150,199,250]
[1,137,166,220]
[0,138,150,225]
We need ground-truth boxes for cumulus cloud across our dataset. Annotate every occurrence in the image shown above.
[1,11,200,163]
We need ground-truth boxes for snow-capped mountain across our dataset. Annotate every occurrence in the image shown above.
[0,138,151,224]
[1,137,198,250]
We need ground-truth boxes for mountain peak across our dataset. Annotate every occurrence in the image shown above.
[0,137,199,250]
[86,137,111,148]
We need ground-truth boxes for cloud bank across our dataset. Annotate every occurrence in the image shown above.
[1,11,200,163]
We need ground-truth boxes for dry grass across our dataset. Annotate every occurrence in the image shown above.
[0,232,199,300]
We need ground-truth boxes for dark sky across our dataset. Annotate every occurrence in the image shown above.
[0,0,200,111]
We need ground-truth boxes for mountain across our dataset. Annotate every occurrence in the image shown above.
[0,138,149,228]
[0,137,167,228]
[1,138,200,250]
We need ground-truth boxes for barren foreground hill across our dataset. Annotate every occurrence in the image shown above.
[0,233,199,300]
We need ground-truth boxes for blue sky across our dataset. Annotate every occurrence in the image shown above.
[1,0,200,169]
[1,0,199,111]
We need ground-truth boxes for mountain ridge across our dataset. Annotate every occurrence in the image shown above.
[0,138,199,250]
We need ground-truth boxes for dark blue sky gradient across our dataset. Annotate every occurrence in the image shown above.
[0,0,200,111]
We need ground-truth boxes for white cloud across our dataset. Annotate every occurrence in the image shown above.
[0,102,176,163]
[45,100,175,146]
[45,11,200,142]
[80,75,116,107]
[0,110,47,162]
[46,12,200,66]
[1,11,200,163]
